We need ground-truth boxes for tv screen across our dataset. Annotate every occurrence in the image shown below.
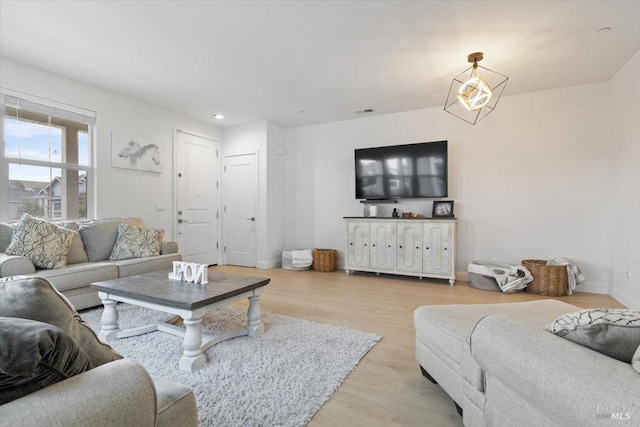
[355,141,448,200]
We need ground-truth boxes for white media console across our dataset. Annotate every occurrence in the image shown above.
[344,217,457,285]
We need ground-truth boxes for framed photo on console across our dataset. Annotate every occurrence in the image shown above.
[432,201,454,218]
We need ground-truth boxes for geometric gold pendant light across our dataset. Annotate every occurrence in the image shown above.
[444,52,509,125]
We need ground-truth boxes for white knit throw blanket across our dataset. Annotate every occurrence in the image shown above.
[547,257,586,295]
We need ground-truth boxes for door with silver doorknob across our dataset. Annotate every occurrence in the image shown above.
[223,153,257,267]
[175,131,218,265]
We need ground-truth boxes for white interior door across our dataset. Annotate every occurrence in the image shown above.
[224,153,257,267]
[175,130,218,264]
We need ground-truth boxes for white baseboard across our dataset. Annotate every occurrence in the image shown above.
[610,288,640,309]
[456,271,469,282]
[257,258,282,269]
[457,271,611,296]
[574,282,610,295]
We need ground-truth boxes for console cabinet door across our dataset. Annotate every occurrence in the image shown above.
[347,221,369,268]
[369,221,394,271]
[396,222,422,273]
[423,222,452,275]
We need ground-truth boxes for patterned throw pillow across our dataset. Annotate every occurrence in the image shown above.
[109,223,164,261]
[545,308,640,363]
[5,214,77,269]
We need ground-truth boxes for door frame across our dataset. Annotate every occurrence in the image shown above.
[172,127,221,264]
[222,151,259,266]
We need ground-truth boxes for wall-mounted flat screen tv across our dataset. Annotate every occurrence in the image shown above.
[355,140,448,200]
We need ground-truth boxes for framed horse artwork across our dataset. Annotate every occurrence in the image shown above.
[111,130,163,173]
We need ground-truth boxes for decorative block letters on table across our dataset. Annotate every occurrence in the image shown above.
[168,261,208,284]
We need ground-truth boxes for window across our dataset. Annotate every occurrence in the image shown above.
[1,93,95,221]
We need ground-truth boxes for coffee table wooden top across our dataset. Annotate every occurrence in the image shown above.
[91,270,270,310]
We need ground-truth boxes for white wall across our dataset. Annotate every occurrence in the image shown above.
[608,50,640,309]
[222,120,286,268]
[285,80,616,294]
[266,122,287,266]
[0,58,220,236]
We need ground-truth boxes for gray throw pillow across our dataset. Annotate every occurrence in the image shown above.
[545,308,640,363]
[0,222,14,252]
[109,223,164,260]
[0,317,94,404]
[633,346,640,374]
[53,221,89,264]
[79,218,144,262]
[0,276,122,366]
[5,214,77,269]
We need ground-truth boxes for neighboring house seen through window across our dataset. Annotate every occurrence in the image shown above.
[1,93,95,221]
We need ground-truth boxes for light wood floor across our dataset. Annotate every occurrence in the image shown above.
[211,265,625,427]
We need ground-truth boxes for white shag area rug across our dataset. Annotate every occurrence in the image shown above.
[81,304,381,427]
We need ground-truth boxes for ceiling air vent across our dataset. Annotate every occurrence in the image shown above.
[353,108,375,115]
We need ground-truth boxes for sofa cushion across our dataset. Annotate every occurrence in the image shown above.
[414,300,579,371]
[79,218,144,262]
[34,262,119,293]
[0,222,14,252]
[113,253,182,278]
[110,223,164,261]
[0,317,94,404]
[545,308,640,363]
[0,276,122,366]
[152,375,198,427]
[5,214,77,269]
[54,221,89,265]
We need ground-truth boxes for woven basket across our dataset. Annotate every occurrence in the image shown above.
[312,248,337,272]
[522,259,568,296]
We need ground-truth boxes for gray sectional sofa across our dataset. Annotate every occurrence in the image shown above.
[414,300,640,426]
[0,217,181,310]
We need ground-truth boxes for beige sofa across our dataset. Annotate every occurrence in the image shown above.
[0,218,181,310]
[414,300,640,426]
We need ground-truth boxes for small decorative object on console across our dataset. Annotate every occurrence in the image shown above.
[432,201,454,218]
[168,261,208,284]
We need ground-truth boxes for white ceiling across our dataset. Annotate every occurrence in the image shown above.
[1,1,639,128]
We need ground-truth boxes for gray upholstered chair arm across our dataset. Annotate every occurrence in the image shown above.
[160,241,178,255]
[0,359,158,427]
[470,315,640,424]
[0,253,36,277]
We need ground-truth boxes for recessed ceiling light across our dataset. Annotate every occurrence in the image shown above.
[213,113,224,120]
[596,27,612,34]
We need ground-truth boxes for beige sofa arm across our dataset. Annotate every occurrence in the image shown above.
[470,315,640,424]
[0,359,158,427]
[161,241,178,255]
[0,253,36,277]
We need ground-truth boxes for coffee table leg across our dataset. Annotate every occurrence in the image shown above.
[246,293,264,337]
[99,298,120,342]
[179,317,206,372]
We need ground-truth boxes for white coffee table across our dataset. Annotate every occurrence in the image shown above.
[90,270,270,372]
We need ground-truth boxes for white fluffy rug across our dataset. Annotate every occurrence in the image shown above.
[81,304,381,427]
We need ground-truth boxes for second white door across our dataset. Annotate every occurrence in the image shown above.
[224,153,257,267]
